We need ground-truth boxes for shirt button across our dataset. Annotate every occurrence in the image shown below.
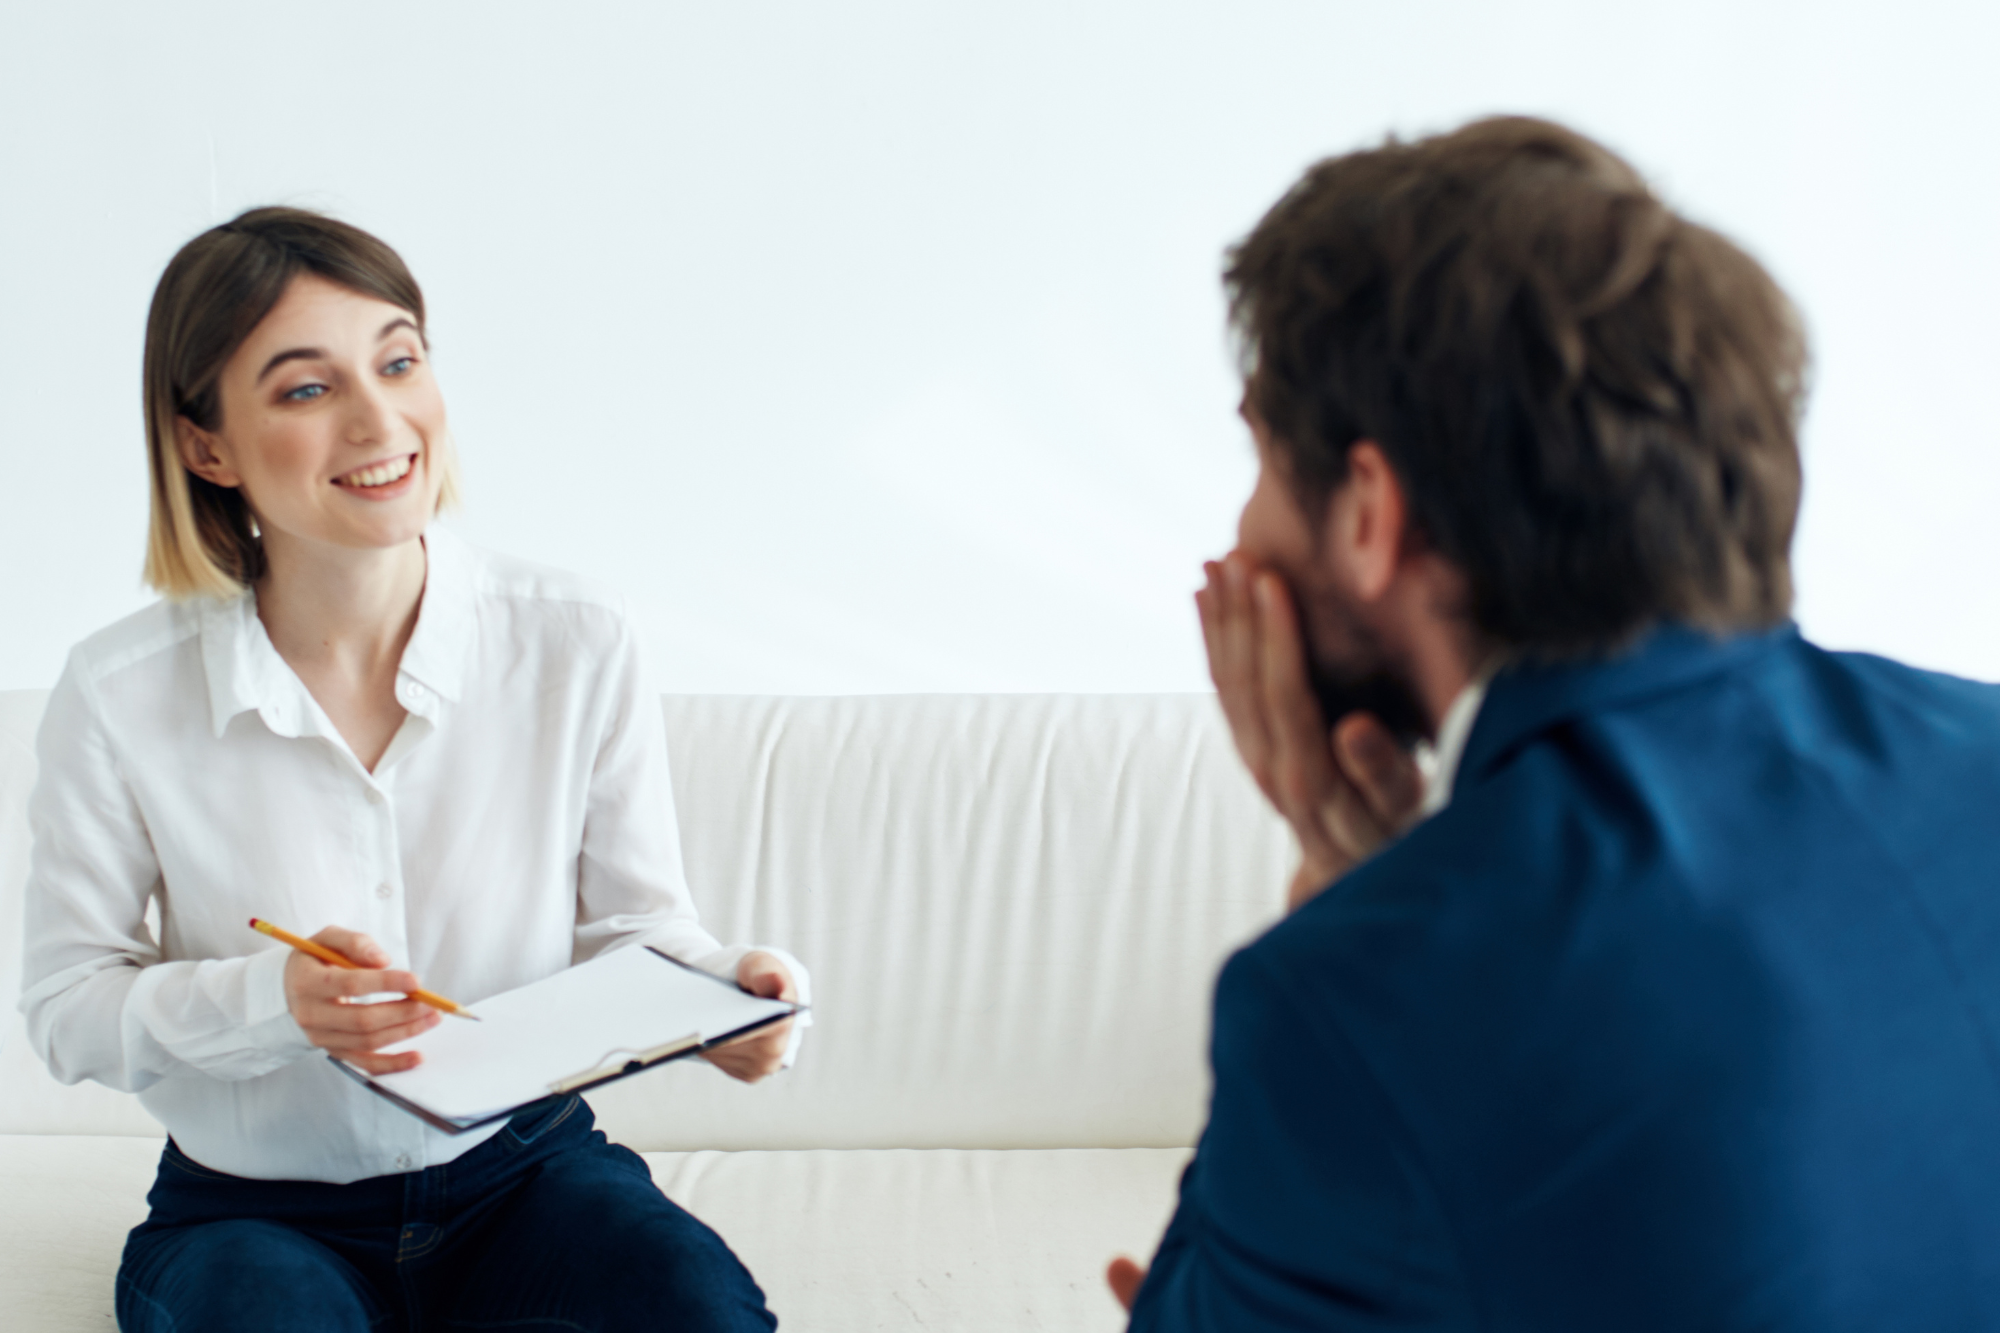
[375,882,394,900]
[394,1154,413,1172]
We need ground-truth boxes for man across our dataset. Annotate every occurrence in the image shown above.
[1108,117,2000,1329]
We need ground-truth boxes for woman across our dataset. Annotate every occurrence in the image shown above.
[19,207,805,1332]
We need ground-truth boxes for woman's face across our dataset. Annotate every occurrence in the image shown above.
[178,274,447,561]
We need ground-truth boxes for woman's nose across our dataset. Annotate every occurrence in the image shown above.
[342,377,399,446]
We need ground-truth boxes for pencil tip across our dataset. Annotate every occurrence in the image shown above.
[457,1011,482,1021]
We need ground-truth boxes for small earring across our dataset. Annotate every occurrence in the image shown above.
[249,515,262,539]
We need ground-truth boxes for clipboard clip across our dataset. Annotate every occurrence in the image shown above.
[548,1033,703,1094]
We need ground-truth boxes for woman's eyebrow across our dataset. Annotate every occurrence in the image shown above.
[252,319,418,384]
[255,347,326,384]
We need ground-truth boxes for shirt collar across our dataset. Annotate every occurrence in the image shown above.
[1455,621,1798,798]
[198,593,299,740]
[1418,672,1492,819]
[395,525,474,707]
[198,526,475,739]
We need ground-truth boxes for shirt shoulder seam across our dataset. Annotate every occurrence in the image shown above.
[68,605,203,688]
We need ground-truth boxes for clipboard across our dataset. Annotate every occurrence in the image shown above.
[330,946,804,1135]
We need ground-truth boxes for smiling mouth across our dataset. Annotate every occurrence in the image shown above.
[333,454,417,489]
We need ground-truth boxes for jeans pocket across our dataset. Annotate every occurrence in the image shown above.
[500,1094,585,1151]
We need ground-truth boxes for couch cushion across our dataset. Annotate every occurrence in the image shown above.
[607,695,1289,1151]
[1,690,1292,1150]
[0,1136,1190,1332]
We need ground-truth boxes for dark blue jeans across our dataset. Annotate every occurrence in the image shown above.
[115,1095,777,1332]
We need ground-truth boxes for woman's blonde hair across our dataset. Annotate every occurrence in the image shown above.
[142,206,462,598]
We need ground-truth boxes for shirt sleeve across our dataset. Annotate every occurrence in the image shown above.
[17,658,315,1093]
[571,616,813,1067]
[1128,949,1468,1331]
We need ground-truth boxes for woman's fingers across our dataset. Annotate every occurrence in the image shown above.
[315,967,422,1000]
[310,925,390,967]
[737,952,797,1002]
[337,1047,425,1076]
[701,952,797,1081]
[311,994,435,1037]
[281,935,447,1057]
[702,1024,788,1083]
[319,1005,440,1051]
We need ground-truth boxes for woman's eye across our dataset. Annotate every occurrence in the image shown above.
[283,384,327,402]
[383,357,415,377]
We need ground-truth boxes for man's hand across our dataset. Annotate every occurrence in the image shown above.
[699,952,797,1084]
[1197,552,1425,909]
[283,926,440,1075]
[1107,1256,1147,1313]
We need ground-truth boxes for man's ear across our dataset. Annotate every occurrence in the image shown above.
[175,417,241,489]
[1323,440,1407,603]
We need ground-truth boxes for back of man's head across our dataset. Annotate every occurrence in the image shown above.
[1228,116,1806,658]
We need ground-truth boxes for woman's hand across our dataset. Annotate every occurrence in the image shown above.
[1197,552,1426,909]
[699,952,797,1084]
[282,926,440,1075]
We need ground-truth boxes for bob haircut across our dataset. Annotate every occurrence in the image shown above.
[1227,116,1806,658]
[142,206,461,599]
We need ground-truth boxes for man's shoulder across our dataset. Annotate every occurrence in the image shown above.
[1798,642,2000,746]
[1236,627,2000,1102]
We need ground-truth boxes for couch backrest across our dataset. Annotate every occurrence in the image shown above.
[1,690,1290,1150]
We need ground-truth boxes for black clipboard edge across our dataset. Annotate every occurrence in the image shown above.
[329,945,808,1136]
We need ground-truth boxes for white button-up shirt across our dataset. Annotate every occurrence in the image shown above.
[19,528,808,1183]
[1416,673,1491,820]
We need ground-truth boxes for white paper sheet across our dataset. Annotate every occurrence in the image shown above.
[355,947,797,1124]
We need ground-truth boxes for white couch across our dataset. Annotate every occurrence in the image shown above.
[0,689,1291,1331]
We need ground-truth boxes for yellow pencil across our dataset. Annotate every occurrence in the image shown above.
[249,918,481,1021]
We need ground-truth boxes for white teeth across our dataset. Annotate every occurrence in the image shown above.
[339,455,414,488]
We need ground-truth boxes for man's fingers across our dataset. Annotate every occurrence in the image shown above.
[1107,1256,1147,1312]
[1333,713,1425,828]
[1195,564,1223,668]
[1211,556,1276,791]
[1253,573,1341,817]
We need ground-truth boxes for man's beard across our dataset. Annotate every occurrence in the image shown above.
[1300,596,1432,748]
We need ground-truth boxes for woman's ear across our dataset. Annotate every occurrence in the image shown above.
[175,417,241,488]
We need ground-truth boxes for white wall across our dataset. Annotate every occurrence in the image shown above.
[2,1,1995,693]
